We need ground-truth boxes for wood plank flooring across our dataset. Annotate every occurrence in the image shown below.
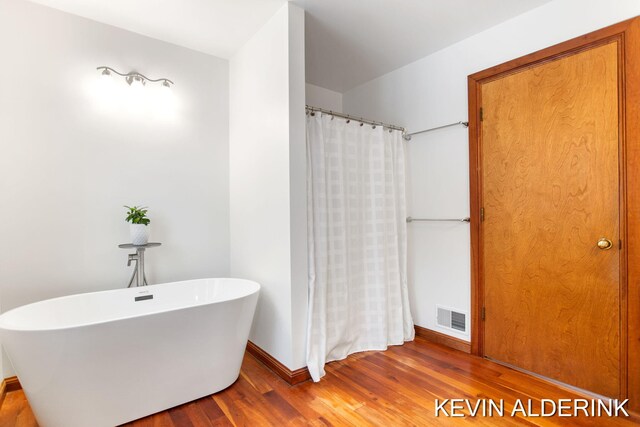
[1,337,637,426]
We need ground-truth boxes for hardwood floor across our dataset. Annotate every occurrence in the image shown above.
[1,337,637,426]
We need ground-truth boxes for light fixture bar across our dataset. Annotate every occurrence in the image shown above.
[96,66,174,86]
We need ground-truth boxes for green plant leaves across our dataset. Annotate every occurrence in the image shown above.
[124,205,150,225]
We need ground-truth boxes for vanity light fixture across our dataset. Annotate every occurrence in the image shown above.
[96,66,174,88]
[126,74,146,87]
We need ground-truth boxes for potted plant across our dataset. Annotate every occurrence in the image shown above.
[124,205,150,245]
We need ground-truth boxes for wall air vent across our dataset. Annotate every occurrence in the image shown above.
[436,306,467,333]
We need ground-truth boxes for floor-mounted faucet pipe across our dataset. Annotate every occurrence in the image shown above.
[119,243,161,287]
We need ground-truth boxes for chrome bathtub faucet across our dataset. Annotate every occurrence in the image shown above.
[118,243,162,287]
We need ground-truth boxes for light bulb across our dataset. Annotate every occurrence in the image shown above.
[153,79,176,119]
[127,74,146,88]
[93,68,118,111]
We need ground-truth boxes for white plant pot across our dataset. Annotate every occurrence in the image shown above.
[130,224,150,245]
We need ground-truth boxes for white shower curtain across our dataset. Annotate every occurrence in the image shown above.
[306,112,414,382]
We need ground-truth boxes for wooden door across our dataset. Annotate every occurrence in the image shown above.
[480,41,621,398]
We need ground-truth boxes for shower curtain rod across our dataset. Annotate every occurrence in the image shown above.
[306,105,468,142]
[406,216,471,223]
[403,121,469,140]
[306,105,405,133]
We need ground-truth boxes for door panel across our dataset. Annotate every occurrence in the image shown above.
[481,41,620,397]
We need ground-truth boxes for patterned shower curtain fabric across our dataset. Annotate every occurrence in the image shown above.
[306,111,415,382]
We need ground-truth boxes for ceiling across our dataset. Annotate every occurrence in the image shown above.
[27,0,553,92]
[26,0,287,59]
[296,0,553,92]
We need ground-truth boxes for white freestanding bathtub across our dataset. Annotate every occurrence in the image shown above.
[0,278,260,427]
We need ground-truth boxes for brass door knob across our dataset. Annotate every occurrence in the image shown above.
[597,238,613,250]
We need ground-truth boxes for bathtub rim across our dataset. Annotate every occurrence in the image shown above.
[0,277,260,333]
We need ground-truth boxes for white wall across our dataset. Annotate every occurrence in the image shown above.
[0,0,230,375]
[343,0,640,341]
[305,83,342,112]
[289,5,308,371]
[230,3,307,370]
